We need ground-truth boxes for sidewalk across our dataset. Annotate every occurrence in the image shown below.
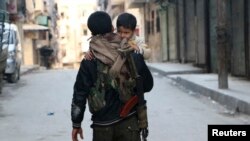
[20,65,40,75]
[147,62,250,115]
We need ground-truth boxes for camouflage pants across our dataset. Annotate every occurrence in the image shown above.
[92,115,141,141]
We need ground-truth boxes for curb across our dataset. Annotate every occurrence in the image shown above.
[171,77,250,115]
[148,65,205,76]
[148,66,250,115]
[20,65,40,76]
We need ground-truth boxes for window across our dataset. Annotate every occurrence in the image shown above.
[151,11,155,33]
[156,14,160,32]
[39,31,47,40]
[147,21,150,34]
[83,29,87,36]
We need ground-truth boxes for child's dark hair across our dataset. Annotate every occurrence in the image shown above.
[87,11,112,35]
[116,13,137,31]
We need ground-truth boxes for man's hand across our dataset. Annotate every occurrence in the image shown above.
[72,128,84,141]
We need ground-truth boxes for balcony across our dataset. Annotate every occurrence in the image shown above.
[125,0,146,9]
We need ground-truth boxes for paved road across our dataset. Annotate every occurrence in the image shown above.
[0,69,249,141]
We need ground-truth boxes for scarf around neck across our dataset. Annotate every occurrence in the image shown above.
[89,33,133,102]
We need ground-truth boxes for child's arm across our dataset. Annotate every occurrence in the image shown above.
[131,37,151,60]
[84,50,94,60]
[128,40,140,52]
[140,44,151,60]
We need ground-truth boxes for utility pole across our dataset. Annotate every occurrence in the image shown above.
[216,0,228,89]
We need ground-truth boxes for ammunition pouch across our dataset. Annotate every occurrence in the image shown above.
[137,104,148,129]
[119,78,135,102]
[88,88,106,113]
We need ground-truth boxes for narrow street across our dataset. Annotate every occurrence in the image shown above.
[0,69,249,141]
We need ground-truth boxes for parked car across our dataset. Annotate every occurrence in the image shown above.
[3,23,22,83]
[0,21,8,92]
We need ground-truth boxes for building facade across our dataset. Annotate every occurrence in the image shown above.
[155,0,250,79]
[55,0,97,68]
[99,0,250,80]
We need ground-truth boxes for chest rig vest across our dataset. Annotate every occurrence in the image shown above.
[87,33,137,113]
[88,60,136,113]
